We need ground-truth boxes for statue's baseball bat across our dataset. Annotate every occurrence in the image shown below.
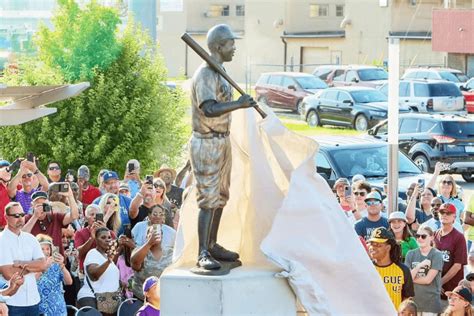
[181,33,267,119]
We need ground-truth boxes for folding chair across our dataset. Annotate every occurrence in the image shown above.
[75,306,102,316]
[117,297,143,316]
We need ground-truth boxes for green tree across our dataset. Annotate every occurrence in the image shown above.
[0,1,188,180]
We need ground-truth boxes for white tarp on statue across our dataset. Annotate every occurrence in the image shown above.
[172,107,396,315]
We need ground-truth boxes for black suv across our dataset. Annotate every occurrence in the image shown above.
[367,113,474,181]
[313,135,429,198]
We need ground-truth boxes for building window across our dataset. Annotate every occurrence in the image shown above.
[236,5,245,16]
[208,5,230,17]
[336,5,344,17]
[309,4,329,17]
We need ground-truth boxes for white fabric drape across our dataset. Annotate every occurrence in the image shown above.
[172,106,396,315]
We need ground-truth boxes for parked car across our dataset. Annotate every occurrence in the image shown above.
[378,79,465,112]
[367,113,474,182]
[301,86,411,131]
[313,135,430,198]
[254,72,328,114]
[312,65,388,88]
[460,78,474,113]
[402,67,469,85]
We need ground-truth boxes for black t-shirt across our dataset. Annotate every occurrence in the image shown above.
[167,185,184,209]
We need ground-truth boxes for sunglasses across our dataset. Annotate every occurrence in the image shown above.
[439,211,454,216]
[22,173,33,179]
[431,203,441,207]
[7,213,25,218]
[353,191,366,197]
[366,200,381,206]
[415,234,428,240]
[48,166,61,171]
[442,180,453,185]
[106,202,118,207]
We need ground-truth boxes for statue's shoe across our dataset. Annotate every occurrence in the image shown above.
[197,250,221,270]
[209,243,240,261]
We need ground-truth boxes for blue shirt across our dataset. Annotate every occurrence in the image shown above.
[354,216,389,241]
[93,194,131,235]
[126,180,140,199]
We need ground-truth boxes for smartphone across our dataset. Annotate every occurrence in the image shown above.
[345,186,352,197]
[50,182,69,193]
[26,152,34,163]
[417,178,425,189]
[8,158,22,173]
[69,240,75,250]
[43,203,52,213]
[95,213,104,222]
[152,224,162,239]
[128,163,134,173]
[52,246,59,257]
[145,175,153,185]
[124,224,132,238]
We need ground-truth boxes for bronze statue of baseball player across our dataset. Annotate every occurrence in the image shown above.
[190,24,257,271]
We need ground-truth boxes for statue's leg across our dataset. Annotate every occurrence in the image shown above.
[209,208,239,261]
[197,208,221,270]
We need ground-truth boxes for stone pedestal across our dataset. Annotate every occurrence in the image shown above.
[161,265,297,315]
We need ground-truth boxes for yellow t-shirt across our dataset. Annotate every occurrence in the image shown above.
[374,262,414,309]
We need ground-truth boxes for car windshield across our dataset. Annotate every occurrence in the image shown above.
[428,83,462,97]
[327,145,422,178]
[357,68,388,81]
[295,76,328,89]
[350,90,387,103]
[439,71,461,83]
[454,73,469,82]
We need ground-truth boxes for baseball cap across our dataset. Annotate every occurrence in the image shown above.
[333,178,350,189]
[119,182,130,191]
[77,165,90,181]
[143,276,160,293]
[368,227,395,243]
[103,171,119,182]
[365,191,382,202]
[31,191,48,202]
[352,174,366,183]
[446,286,472,303]
[0,160,10,168]
[388,211,407,223]
[439,203,456,214]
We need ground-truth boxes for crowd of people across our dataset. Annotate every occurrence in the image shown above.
[335,161,474,315]
[0,156,191,315]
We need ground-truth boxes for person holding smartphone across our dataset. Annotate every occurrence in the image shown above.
[35,234,72,316]
[77,165,101,212]
[124,159,142,199]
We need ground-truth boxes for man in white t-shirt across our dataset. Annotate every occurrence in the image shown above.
[0,202,46,316]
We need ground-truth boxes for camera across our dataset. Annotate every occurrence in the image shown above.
[49,182,69,193]
[43,203,52,213]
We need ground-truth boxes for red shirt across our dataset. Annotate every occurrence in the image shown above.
[0,183,10,228]
[25,212,67,255]
[81,184,101,210]
[74,227,116,271]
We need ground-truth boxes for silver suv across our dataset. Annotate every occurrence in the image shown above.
[378,79,465,112]
[402,67,469,86]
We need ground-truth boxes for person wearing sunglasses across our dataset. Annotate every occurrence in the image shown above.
[443,285,473,316]
[427,162,464,228]
[354,191,389,241]
[130,181,157,229]
[368,227,414,310]
[0,160,14,230]
[8,159,49,215]
[0,202,47,316]
[405,225,444,315]
[388,212,418,261]
[434,203,468,308]
[351,180,371,221]
[98,193,122,234]
[46,161,63,184]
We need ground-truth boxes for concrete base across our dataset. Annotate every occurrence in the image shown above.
[161,265,297,316]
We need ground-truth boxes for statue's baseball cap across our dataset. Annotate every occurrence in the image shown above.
[207,24,239,46]
[368,227,395,243]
